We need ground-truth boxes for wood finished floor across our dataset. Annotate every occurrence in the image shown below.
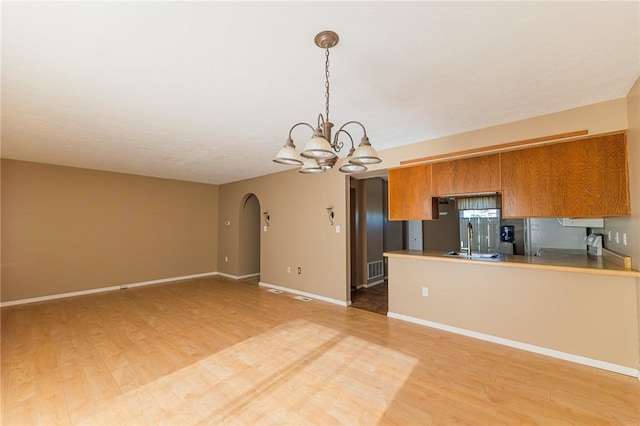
[2,276,639,425]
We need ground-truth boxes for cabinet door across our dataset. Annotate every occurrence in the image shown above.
[432,154,501,196]
[501,133,630,218]
[388,164,438,220]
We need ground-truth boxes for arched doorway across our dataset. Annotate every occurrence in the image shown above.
[239,193,261,283]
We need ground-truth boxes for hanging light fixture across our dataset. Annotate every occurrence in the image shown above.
[273,30,382,174]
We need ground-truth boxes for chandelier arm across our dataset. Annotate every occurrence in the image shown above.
[332,129,355,155]
[287,122,316,139]
[334,120,369,138]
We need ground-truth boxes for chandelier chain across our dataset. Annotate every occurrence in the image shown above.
[324,48,330,123]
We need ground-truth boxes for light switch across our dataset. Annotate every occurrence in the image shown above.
[336,225,341,233]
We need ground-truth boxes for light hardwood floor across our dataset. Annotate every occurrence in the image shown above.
[2,276,639,425]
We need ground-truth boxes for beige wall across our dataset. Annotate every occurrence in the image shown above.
[366,97,629,170]
[350,179,364,287]
[423,200,459,252]
[599,79,640,267]
[1,160,219,302]
[388,256,639,369]
[364,178,384,283]
[625,77,640,372]
[217,168,348,302]
[382,180,403,253]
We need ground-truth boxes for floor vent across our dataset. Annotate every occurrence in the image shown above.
[293,296,312,302]
[367,260,384,280]
[267,289,284,294]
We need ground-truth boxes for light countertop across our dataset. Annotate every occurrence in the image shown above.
[384,249,640,278]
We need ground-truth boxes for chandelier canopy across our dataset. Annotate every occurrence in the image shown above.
[273,31,382,174]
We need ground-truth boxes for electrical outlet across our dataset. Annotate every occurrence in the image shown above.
[225,256,229,262]
[297,267,302,274]
[422,287,429,297]
[287,266,291,274]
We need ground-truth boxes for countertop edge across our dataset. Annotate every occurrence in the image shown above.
[383,251,640,278]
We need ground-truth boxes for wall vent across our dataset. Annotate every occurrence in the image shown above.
[367,260,384,280]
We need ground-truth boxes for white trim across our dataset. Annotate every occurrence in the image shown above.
[0,272,217,307]
[387,312,639,378]
[364,279,385,288]
[259,282,349,307]
[127,272,217,288]
[215,272,241,280]
[238,272,260,279]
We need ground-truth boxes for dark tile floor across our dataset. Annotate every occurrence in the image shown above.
[350,281,388,315]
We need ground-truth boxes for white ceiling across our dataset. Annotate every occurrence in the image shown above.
[2,1,639,184]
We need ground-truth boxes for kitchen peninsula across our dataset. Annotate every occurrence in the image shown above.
[384,249,640,377]
[386,249,639,277]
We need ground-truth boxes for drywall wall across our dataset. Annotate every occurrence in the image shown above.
[596,78,640,267]
[1,160,219,302]
[365,178,384,283]
[422,200,459,252]
[217,167,349,302]
[387,255,639,369]
[382,180,403,253]
[365,97,629,169]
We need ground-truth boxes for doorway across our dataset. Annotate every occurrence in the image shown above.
[239,193,261,284]
[349,175,402,315]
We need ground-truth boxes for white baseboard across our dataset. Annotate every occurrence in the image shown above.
[387,311,639,378]
[216,272,260,281]
[238,272,260,279]
[0,272,218,307]
[216,272,242,280]
[259,282,349,307]
[364,279,385,288]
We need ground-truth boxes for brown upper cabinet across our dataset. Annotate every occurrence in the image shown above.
[501,133,630,218]
[388,163,438,220]
[432,154,501,196]
[389,132,630,220]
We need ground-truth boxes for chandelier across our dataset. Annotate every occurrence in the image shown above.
[273,31,382,174]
